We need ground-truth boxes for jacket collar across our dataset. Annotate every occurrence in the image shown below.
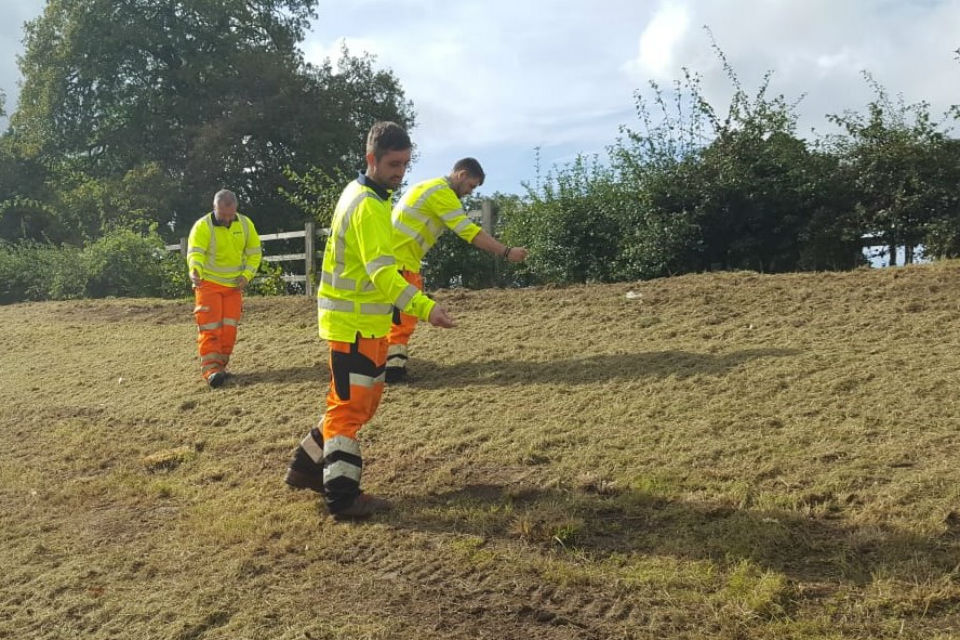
[357,172,392,201]
[209,212,234,227]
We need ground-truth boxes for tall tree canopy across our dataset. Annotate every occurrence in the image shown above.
[8,0,414,240]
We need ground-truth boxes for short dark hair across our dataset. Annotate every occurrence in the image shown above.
[452,157,485,185]
[366,121,412,160]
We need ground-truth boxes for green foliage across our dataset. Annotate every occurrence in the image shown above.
[0,241,83,303]
[826,74,960,263]
[503,34,875,284]
[503,155,626,284]
[82,226,167,298]
[10,1,414,241]
[421,227,499,289]
[248,260,287,296]
[158,251,192,299]
[279,166,350,227]
[0,226,182,304]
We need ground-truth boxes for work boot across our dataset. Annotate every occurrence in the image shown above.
[207,371,227,388]
[284,466,325,494]
[384,367,408,384]
[332,493,392,520]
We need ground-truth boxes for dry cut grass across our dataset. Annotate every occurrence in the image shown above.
[3,262,960,639]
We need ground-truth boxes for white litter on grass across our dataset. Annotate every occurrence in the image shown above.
[118,377,124,384]
[625,291,642,300]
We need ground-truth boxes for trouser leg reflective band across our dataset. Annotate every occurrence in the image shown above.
[195,281,228,380]
[322,335,387,513]
[288,426,325,478]
[220,286,243,362]
[386,270,422,372]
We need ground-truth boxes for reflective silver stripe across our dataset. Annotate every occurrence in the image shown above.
[452,218,472,235]
[387,343,408,369]
[324,460,361,483]
[411,182,447,210]
[332,191,376,286]
[240,215,250,246]
[323,436,362,484]
[239,214,254,272]
[320,270,357,291]
[201,362,220,373]
[325,435,361,457]
[201,352,226,362]
[223,318,239,327]
[188,247,206,255]
[440,208,466,222]
[317,297,354,313]
[395,220,428,245]
[244,247,261,256]
[398,204,433,227]
[198,321,222,331]
[365,255,396,278]
[300,432,324,464]
[203,272,242,287]
[360,303,392,315]
[395,221,433,254]
[349,372,385,388]
[193,305,210,313]
[205,216,217,263]
[394,284,418,311]
[203,262,244,274]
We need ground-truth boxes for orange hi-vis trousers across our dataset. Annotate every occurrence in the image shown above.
[386,270,423,371]
[320,334,388,513]
[193,280,243,381]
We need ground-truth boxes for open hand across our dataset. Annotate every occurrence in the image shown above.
[506,246,529,263]
[428,305,455,328]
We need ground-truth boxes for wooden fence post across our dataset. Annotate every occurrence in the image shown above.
[304,221,316,297]
[481,199,498,235]
[179,237,188,258]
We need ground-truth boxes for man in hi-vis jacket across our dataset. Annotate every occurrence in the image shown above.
[284,122,455,519]
[186,189,261,388]
[386,158,527,382]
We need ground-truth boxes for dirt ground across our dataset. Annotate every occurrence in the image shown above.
[3,264,960,639]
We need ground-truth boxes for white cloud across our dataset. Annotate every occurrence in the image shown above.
[625,1,691,80]
[2,0,959,194]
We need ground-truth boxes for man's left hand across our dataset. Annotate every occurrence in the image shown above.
[235,275,249,290]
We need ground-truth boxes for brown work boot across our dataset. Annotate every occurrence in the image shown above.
[284,466,325,494]
[332,493,392,520]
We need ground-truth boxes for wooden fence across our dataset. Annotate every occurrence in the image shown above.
[166,221,328,296]
[166,200,498,296]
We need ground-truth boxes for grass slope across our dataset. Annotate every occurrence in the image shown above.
[3,263,960,639]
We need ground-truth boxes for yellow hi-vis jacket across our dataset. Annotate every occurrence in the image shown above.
[318,176,436,342]
[186,212,262,287]
[391,176,482,273]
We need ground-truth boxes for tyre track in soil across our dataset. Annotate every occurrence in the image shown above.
[317,525,654,639]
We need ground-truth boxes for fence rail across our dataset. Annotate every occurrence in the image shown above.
[167,221,328,296]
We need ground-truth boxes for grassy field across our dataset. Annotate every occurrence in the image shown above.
[3,263,960,639]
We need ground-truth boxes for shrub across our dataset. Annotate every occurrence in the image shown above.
[82,226,167,298]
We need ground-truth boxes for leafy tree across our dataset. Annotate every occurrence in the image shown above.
[826,73,960,264]
[615,44,862,276]
[11,0,413,241]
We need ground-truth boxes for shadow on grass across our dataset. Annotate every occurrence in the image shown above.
[386,483,959,587]
[227,348,795,388]
[410,348,799,388]
[230,365,325,386]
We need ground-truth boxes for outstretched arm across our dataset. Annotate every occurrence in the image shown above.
[470,230,528,262]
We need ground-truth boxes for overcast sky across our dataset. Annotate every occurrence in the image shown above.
[2,0,959,195]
